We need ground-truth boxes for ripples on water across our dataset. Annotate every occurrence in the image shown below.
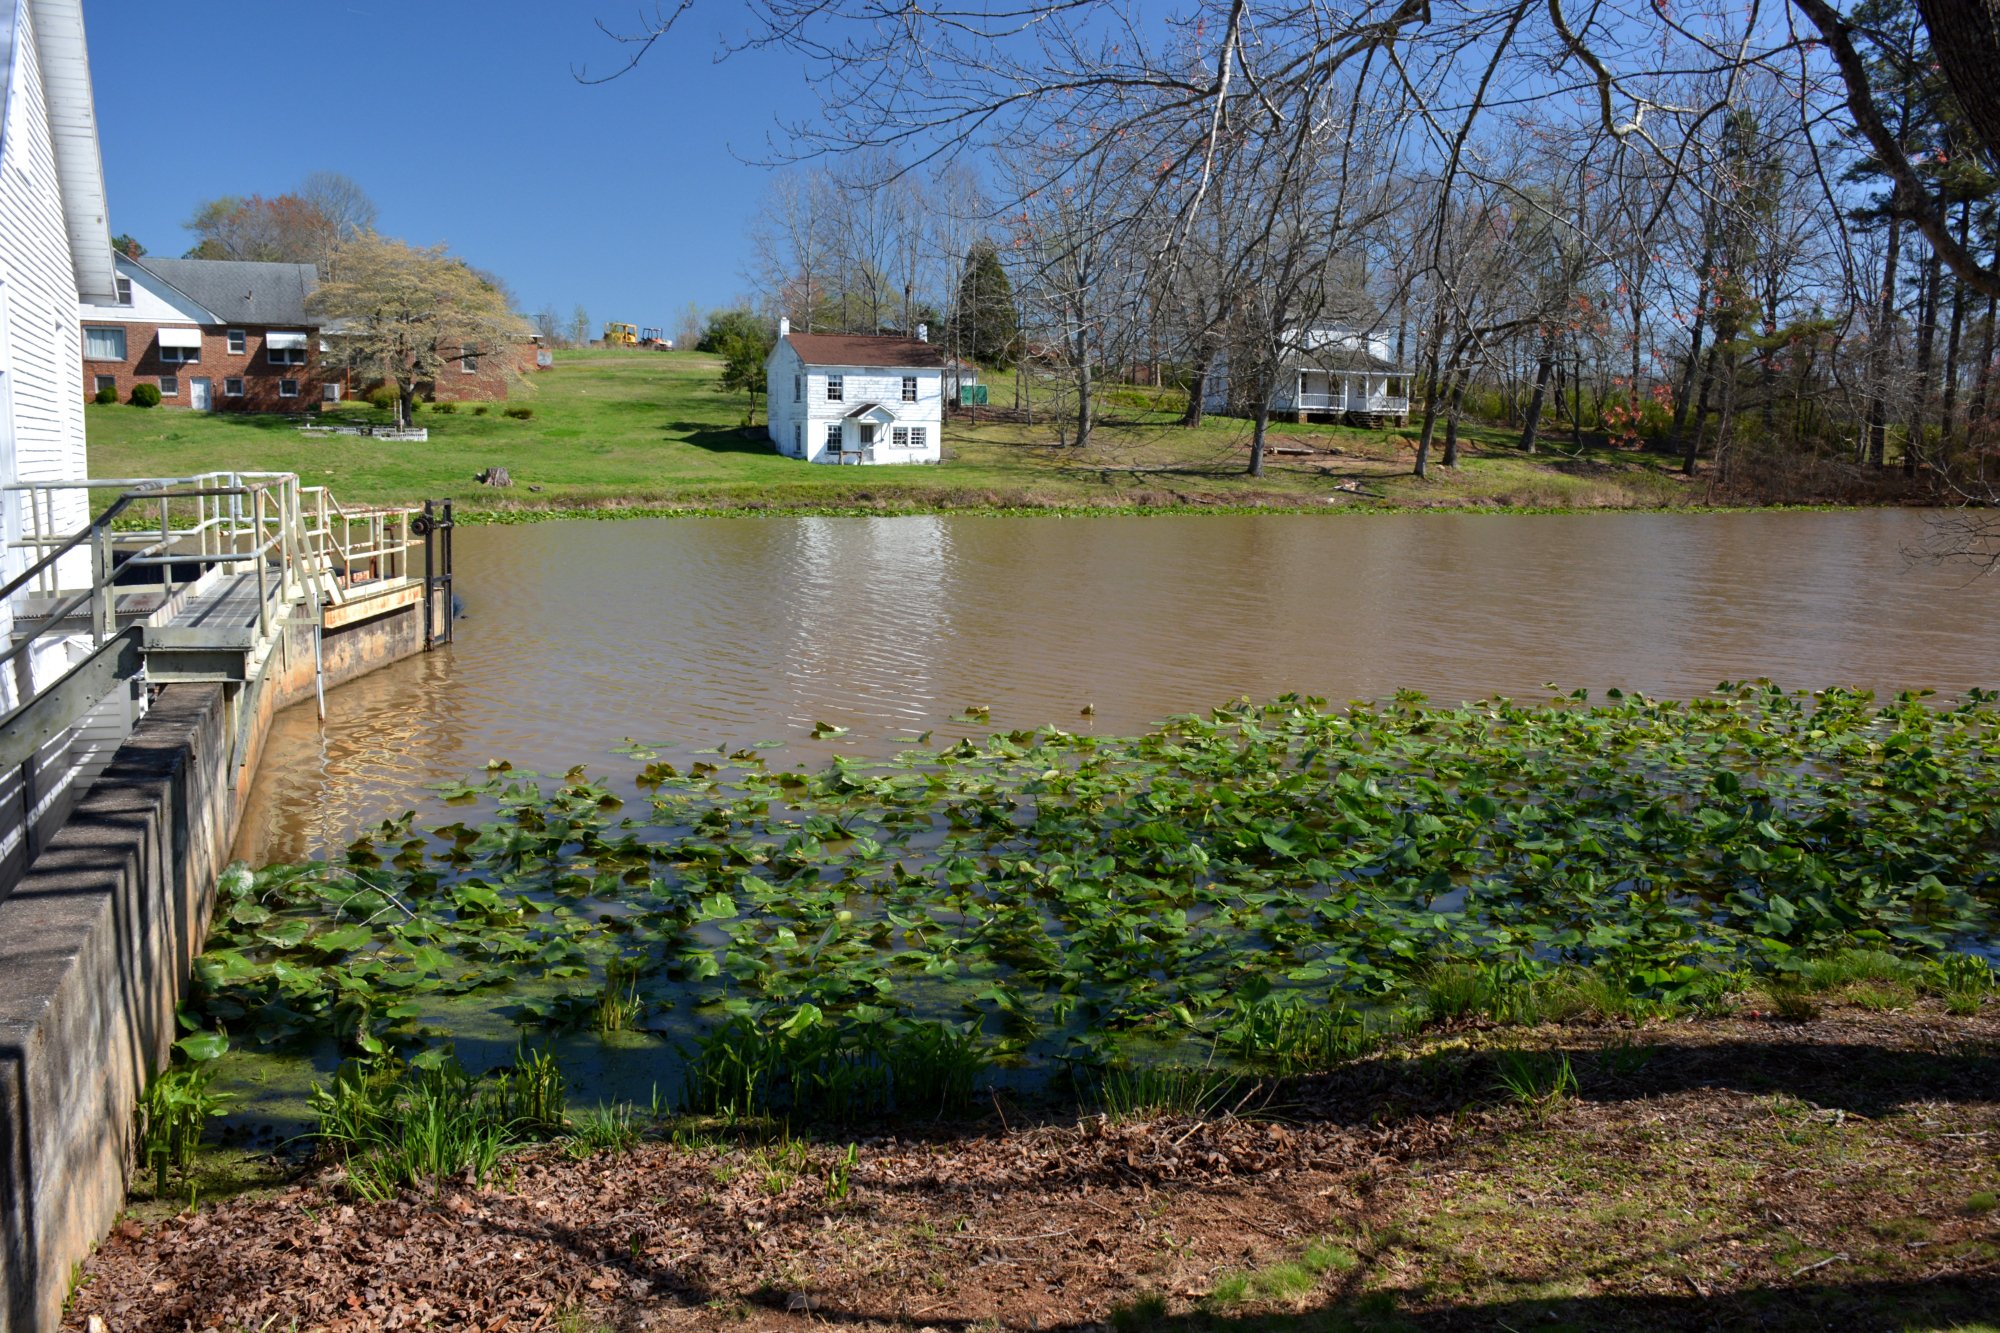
[236,511,1998,864]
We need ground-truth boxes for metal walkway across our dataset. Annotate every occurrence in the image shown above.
[0,472,454,774]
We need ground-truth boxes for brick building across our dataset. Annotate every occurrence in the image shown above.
[78,254,332,411]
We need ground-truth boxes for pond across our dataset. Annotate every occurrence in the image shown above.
[236,510,1999,866]
[201,511,2000,1132]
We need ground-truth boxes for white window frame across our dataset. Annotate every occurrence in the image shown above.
[93,374,115,394]
[158,374,179,397]
[227,329,246,354]
[278,379,299,398]
[268,345,306,366]
[826,373,843,402]
[160,344,201,365]
[901,376,917,403]
[114,276,132,306]
[224,377,244,397]
[84,326,126,360]
[824,422,842,452]
[892,426,909,448]
[462,349,479,374]
[908,426,926,450]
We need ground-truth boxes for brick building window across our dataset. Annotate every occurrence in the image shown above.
[462,351,479,374]
[161,344,200,364]
[84,327,126,359]
[902,376,917,402]
[267,331,308,365]
[279,379,299,398]
[93,374,115,394]
[225,378,244,397]
[826,374,843,402]
[227,330,246,354]
[159,375,178,397]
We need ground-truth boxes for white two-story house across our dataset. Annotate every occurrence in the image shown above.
[764,320,945,464]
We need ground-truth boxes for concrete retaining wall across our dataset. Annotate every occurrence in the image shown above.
[0,589,435,1331]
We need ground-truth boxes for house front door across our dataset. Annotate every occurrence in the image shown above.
[189,378,212,411]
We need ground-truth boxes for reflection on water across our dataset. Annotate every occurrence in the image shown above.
[236,511,1998,865]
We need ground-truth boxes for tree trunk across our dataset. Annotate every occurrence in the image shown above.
[1249,400,1269,477]
[1074,353,1092,449]
[1520,344,1556,454]
[1971,268,1999,429]
[1442,375,1467,467]
[1682,344,1720,475]
[1672,243,1714,437]
[1713,354,1740,484]
[1942,220,1969,452]
[1867,212,1903,469]
[397,386,415,430]
[1182,350,1210,427]
[1909,244,1942,476]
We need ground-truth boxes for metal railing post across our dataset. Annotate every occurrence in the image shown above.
[253,488,270,640]
[91,525,114,644]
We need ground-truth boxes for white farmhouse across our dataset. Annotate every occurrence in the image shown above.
[1202,323,1411,427]
[764,319,945,464]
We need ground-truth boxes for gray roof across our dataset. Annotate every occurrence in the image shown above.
[134,256,319,326]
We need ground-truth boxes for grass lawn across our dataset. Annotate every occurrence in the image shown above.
[82,348,1735,518]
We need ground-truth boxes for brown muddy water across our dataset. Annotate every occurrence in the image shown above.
[235,510,1997,866]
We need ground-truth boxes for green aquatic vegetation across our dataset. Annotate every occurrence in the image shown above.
[309,1053,521,1200]
[564,1102,642,1158]
[137,1042,232,1197]
[190,686,2000,1112]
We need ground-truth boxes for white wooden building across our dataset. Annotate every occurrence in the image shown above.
[764,320,945,464]
[0,0,122,874]
[1202,323,1410,427]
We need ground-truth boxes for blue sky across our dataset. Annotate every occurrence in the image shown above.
[85,1,819,324]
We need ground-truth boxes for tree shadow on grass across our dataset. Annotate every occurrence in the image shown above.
[1049,1275,2000,1332]
[666,420,774,455]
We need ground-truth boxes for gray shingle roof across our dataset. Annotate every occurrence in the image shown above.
[134,256,319,326]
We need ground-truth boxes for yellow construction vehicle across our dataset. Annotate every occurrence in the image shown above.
[602,322,639,347]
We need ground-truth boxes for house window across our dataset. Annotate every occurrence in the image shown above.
[908,426,926,450]
[901,376,917,403]
[267,332,308,365]
[279,379,299,398]
[84,327,126,360]
[161,344,200,364]
[114,276,131,306]
[824,423,842,452]
[462,349,479,374]
[792,422,802,455]
[793,374,801,402]
[227,329,246,354]
[159,374,178,397]
[826,374,843,402]
[93,374,115,395]
[224,377,244,397]
[892,427,910,448]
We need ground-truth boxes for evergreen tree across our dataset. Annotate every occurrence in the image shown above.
[948,242,1020,367]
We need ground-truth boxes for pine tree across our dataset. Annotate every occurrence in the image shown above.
[948,243,1020,368]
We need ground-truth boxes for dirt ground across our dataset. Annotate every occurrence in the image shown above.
[67,1006,2000,1333]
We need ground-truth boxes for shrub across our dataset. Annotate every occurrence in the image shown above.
[363,387,396,411]
[129,383,161,408]
[503,405,534,420]
[431,400,457,414]
[473,405,490,415]
[93,385,117,405]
